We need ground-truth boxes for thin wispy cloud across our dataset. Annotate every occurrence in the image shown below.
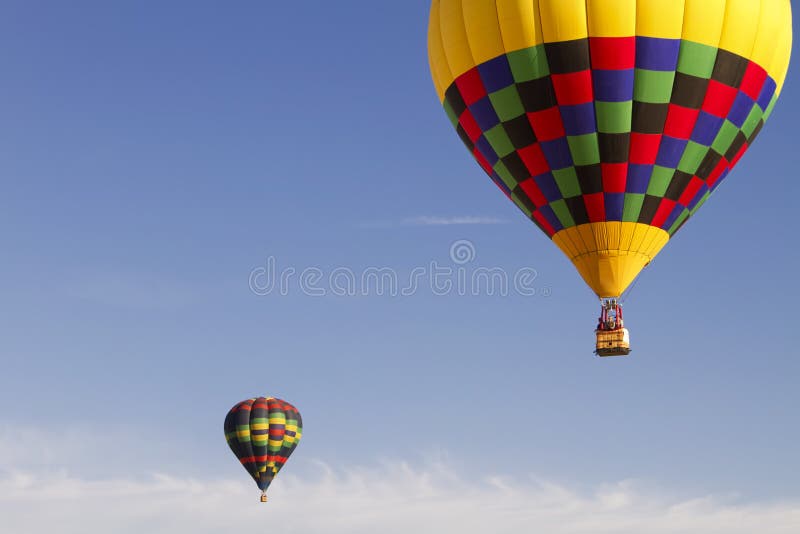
[362,216,508,228]
[2,462,800,534]
[402,215,508,226]
[62,272,197,310]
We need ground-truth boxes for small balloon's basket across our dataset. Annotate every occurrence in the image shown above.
[595,328,631,357]
[260,492,268,503]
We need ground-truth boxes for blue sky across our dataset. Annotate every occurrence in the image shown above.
[0,1,798,531]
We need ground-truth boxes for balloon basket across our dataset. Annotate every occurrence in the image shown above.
[595,328,631,357]
[260,493,268,503]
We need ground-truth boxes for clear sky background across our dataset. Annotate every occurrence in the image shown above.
[1,2,798,532]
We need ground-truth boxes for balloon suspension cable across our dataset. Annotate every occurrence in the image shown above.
[620,256,656,304]
[260,491,268,503]
[619,275,641,304]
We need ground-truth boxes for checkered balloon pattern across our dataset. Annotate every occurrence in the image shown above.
[429,0,791,237]
[224,397,302,492]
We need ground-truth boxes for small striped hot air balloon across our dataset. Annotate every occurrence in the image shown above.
[224,396,302,502]
[428,0,792,356]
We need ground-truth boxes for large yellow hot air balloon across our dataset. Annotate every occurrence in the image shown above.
[428,0,792,355]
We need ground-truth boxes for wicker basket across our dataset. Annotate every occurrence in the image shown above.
[595,328,631,357]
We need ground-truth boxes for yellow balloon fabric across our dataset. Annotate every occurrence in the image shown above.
[429,0,792,298]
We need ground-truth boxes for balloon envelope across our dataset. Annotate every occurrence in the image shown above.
[224,397,302,492]
[428,0,792,297]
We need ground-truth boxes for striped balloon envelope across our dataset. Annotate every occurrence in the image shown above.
[428,0,792,299]
[224,396,302,501]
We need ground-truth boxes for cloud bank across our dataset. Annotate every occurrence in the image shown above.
[2,426,797,533]
[2,461,799,534]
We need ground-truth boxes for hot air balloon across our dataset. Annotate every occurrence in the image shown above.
[224,396,302,502]
[428,0,792,356]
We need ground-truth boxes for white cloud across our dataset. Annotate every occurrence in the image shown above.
[1,461,799,534]
[2,426,798,533]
